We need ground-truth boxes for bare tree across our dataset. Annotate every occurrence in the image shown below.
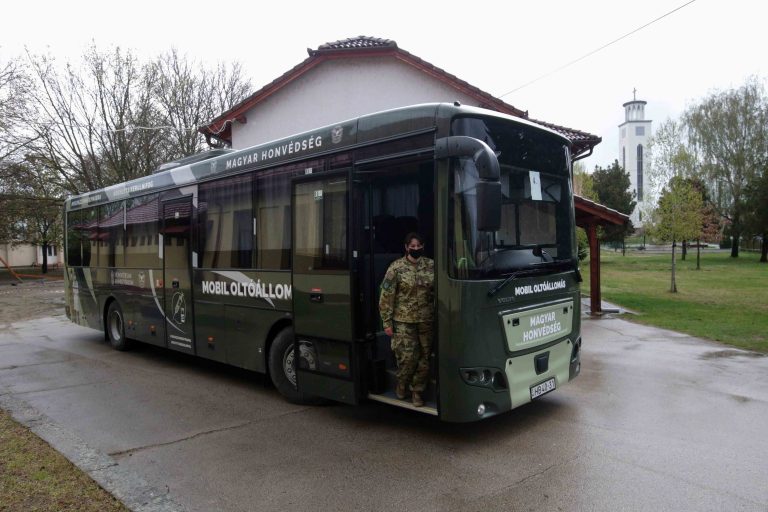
[0,55,34,163]
[152,49,251,160]
[23,46,252,195]
[25,46,165,194]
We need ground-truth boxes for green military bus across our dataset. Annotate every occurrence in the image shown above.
[64,103,585,422]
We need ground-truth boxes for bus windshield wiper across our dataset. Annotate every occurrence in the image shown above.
[487,259,578,297]
[487,268,542,297]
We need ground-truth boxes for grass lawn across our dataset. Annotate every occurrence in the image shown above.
[582,249,768,353]
[0,408,126,511]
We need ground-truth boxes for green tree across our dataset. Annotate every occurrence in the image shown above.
[743,170,768,262]
[592,160,636,248]
[0,157,63,273]
[649,177,704,292]
[573,161,597,200]
[572,161,596,261]
[646,117,697,217]
[684,76,768,258]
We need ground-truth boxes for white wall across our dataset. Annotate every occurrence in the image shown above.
[0,243,64,268]
[0,243,36,267]
[231,57,480,149]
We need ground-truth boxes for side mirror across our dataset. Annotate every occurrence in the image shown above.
[436,135,502,232]
[435,136,500,180]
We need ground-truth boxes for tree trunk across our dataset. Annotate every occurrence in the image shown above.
[622,238,626,256]
[681,240,687,261]
[41,244,48,274]
[761,232,767,263]
[696,238,701,270]
[731,232,740,258]
[671,239,677,293]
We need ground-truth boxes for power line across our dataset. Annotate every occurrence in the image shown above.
[498,0,698,99]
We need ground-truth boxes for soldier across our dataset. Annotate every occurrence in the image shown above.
[379,232,434,407]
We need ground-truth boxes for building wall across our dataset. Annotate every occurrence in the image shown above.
[36,244,64,266]
[232,57,480,149]
[0,243,36,267]
[0,243,64,268]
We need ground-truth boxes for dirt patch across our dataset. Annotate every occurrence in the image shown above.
[0,280,65,325]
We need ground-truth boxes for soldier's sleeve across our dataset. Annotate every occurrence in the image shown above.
[379,264,397,330]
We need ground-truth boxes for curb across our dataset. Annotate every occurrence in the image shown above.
[0,392,187,512]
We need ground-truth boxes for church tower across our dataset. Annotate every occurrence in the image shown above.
[618,91,651,227]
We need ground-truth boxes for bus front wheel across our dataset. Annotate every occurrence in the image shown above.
[268,327,323,405]
[106,301,133,351]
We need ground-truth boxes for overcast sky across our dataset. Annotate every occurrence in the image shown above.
[2,0,766,170]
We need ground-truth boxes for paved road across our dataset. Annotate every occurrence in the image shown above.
[1,310,767,511]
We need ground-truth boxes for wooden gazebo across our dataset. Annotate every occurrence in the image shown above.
[574,195,630,315]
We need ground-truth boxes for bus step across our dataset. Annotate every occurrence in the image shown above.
[367,392,438,416]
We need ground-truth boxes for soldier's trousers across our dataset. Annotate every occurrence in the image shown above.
[392,321,433,392]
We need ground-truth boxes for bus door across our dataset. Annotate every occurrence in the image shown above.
[161,198,195,354]
[291,171,361,404]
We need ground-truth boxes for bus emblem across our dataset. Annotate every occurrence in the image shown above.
[331,125,343,144]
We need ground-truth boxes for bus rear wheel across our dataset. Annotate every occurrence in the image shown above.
[106,301,133,351]
[268,327,324,405]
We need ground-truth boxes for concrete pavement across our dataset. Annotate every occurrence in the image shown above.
[1,311,767,511]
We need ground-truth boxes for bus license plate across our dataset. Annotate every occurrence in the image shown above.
[530,378,556,400]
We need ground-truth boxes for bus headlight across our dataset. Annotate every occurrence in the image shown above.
[460,367,507,391]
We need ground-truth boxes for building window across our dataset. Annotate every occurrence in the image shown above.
[637,144,644,201]
[622,147,626,171]
[635,126,645,136]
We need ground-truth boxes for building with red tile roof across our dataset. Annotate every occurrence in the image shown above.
[200,36,601,159]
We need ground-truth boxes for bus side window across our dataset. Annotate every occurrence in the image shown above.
[66,210,83,267]
[82,207,98,267]
[98,202,124,268]
[125,194,160,269]
[256,170,293,270]
[198,174,253,269]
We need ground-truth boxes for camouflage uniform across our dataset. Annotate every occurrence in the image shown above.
[379,256,434,393]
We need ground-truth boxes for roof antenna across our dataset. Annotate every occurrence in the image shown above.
[454,100,461,107]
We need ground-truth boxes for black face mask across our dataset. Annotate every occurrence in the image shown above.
[408,248,424,259]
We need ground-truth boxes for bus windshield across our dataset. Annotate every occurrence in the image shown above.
[450,116,575,279]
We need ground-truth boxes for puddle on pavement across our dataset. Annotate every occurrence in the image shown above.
[699,350,765,360]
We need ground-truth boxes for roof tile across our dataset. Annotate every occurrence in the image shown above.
[312,36,397,54]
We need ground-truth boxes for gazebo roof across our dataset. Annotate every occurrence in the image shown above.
[574,195,630,227]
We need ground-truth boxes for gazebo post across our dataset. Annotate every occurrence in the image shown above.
[587,222,601,315]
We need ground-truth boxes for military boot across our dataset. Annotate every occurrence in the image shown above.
[395,382,408,400]
[412,391,424,407]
